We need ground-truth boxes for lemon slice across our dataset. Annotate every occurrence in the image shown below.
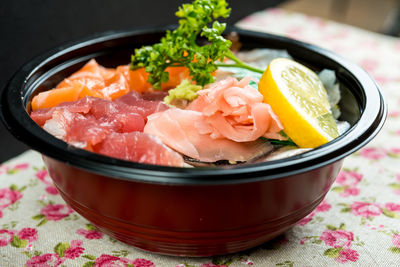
[259,58,339,148]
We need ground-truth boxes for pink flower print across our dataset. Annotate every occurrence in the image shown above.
[297,212,315,226]
[336,171,363,187]
[298,200,331,226]
[36,169,55,187]
[45,186,59,195]
[389,111,400,118]
[35,170,49,183]
[94,254,131,267]
[334,170,363,197]
[64,240,84,259]
[0,187,23,209]
[341,187,360,197]
[320,230,354,248]
[392,234,400,248]
[350,202,381,218]
[0,165,9,175]
[360,58,378,73]
[25,243,33,252]
[40,204,73,221]
[36,169,59,195]
[132,258,155,267]
[25,253,64,267]
[13,163,29,170]
[385,203,400,212]
[300,237,308,245]
[359,147,386,160]
[17,228,38,243]
[76,228,103,240]
[335,248,359,263]
[0,229,14,246]
[316,200,332,212]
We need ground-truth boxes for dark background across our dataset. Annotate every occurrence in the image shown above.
[0,0,285,162]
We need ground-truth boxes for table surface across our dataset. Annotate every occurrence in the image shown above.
[1,8,400,267]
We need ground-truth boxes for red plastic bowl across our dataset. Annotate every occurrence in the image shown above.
[0,27,386,256]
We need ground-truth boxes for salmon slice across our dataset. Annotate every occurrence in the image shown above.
[31,59,191,111]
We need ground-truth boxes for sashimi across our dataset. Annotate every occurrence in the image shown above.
[31,91,167,127]
[95,132,185,167]
[144,108,274,162]
[31,96,94,126]
[31,59,191,111]
[34,92,184,166]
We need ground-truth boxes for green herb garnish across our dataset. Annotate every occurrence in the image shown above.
[130,0,263,89]
[268,139,298,147]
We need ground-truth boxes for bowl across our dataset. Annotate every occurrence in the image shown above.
[0,26,386,256]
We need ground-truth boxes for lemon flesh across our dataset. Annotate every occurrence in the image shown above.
[259,58,339,148]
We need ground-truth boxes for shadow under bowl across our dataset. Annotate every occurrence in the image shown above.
[0,26,386,256]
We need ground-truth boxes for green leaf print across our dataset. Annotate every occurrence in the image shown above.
[338,223,346,230]
[112,250,130,257]
[11,235,28,248]
[382,208,400,219]
[83,262,96,267]
[276,260,294,267]
[389,183,400,190]
[32,214,45,220]
[2,221,18,229]
[212,257,234,265]
[54,242,70,257]
[311,239,322,244]
[326,225,338,230]
[340,207,351,213]
[9,184,18,191]
[331,186,346,193]
[86,224,97,230]
[389,247,400,253]
[82,254,97,260]
[324,247,342,258]
[387,152,400,158]
[37,218,48,227]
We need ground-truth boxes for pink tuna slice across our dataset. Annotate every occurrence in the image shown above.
[115,91,169,119]
[95,132,184,167]
[31,96,93,126]
[30,91,168,126]
[144,108,273,162]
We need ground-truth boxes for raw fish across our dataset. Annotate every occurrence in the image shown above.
[144,77,283,162]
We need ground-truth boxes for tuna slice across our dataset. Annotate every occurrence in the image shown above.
[95,132,184,167]
[34,91,184,167]
[144,108,274,162]
[31,91,167,127]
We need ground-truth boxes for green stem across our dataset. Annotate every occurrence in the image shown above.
[219,51,264,74]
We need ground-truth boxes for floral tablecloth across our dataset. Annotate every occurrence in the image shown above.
[1,8,400,267]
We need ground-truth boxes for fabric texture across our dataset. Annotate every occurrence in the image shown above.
[1,8,400,266]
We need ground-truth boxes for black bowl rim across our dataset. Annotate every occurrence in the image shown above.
[0,26,387,185]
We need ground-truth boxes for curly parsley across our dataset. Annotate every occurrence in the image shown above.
[130,0,263,89]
